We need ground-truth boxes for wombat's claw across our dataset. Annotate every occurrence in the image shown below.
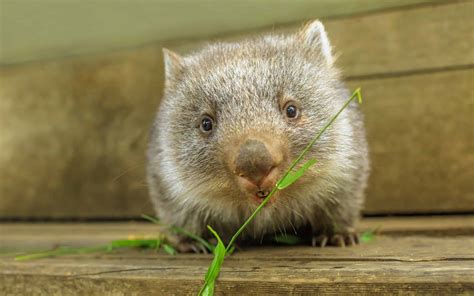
[193,243,210,254]
[312,235,328,247]
[312,233,359,248]
[345,233,359,246]
[176,241,209,254]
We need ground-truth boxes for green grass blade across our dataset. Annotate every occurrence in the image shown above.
[277,158,317,190]
[355,87,362,103]
[199,226,226,296]
[163,244,177,255]
[360,228,379,243]
[225,88,363,252]
[14,246,107,261]
[168,227,214,253]
[273,234,302,245]
[141,214,214,252]
[15,238,164,261]
[109,239,161,250]
[278,88,363,183]
[199,87,363,293]
[141,214,161,224]
[225,186,279,252]
[226,245,235,255]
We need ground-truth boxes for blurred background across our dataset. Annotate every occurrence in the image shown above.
[0,0,472,220]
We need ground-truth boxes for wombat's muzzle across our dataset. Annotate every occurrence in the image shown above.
[234,139,276,186]
[230,138,285,202]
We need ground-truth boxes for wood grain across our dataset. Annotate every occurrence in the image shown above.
[348,68,474,213]
[2,216,473,252]
[172,1,474,77]
[1,261,473,295]
[326,0,474,77]
[1,219,473,295]
[0,48,161,218]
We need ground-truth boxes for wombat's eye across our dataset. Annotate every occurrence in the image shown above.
[286,105,297,118]
[283,101,300,119]
[200,115,214,133]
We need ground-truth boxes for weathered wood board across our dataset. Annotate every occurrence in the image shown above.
[2,216,473,252]
[176,0,473,78]
[349,68,474,214]
[0,49,162,218]
[2,257,473,295]
[1,217,473,294]
[0,1,472,218]
[326,0,474,77]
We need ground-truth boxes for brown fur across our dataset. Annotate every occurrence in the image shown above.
[147,20,369,245]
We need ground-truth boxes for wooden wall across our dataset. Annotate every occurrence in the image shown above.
[0,1,472,218]
[327,1,474,213]
[1,0,439,65]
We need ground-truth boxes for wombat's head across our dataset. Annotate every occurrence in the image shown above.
[152,21,351,212]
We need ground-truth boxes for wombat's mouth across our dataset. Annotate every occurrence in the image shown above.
[249,190,276,205]
[256,190,269,198]
[235,165,282,205]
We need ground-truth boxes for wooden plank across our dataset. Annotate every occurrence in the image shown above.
[5,235,474,266]
[1,260,473,295]
[172,1,474,77]
[1,0,441,65]
[359,216,474,235]
[1,219,473,294]
[0,48,161,218]
[1,216,473,252]
[326,0,474,77]
[348,68,474,213]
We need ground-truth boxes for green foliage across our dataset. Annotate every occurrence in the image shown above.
[108,239,161,250]
[142,214,214,252]
[14,215,211,261]
[360,228,378,243]
[198,226,226,296]
[14,239,163,261]
[277,158,317,190]
[14,246,107,261]
[273,234,302,245]
[163,244,177,255]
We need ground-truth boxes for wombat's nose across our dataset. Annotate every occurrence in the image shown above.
[234,139,276,186]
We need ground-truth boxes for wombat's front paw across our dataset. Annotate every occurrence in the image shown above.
[175,241,210,253]
[166,233,211,253]
[311,232,359,248]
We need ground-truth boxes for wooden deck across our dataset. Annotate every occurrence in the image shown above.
[1,216,474,295]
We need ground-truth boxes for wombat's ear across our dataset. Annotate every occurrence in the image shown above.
[298,20,333,65]
[162,48,184,85]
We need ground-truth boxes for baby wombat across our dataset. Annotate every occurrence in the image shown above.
[147,20,369,251]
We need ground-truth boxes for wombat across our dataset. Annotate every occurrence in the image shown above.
[147,20,369,252]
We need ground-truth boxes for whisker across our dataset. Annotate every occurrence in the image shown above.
[277,198,305,220]
[111,163,146,183]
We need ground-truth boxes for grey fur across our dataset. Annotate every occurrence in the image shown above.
[147,21,369,244]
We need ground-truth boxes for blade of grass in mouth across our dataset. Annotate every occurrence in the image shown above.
[199,88,363,295]
[225,88,362,251]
